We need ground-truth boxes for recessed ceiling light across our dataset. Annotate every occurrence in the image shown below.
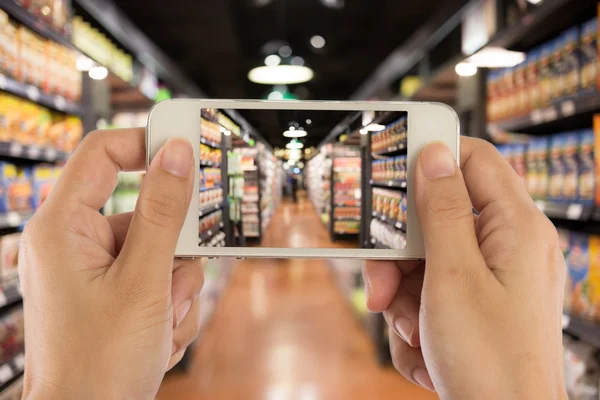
[223,130,232,136]
[286,140,304,149]
[320,0,344,9]
[249,65,314,85]
[528,0,542,4]
[466,47,525,68]
[89,66,108,80]
[279,45,293,58]
[291,56,305,66]
[364,123,385,132]
[289,126,296,130]
[76,55,94,71]
[265,54,281,67]
[310,35,326,49]
[306,119,312,125]
[455,62,478,77]
[283,129,307,138]
[267,90,284,100]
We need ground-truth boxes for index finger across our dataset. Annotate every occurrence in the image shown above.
[460,137,532,213]
[49,128,146,210]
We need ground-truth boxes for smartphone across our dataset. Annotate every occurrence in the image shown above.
[147,100,459,259]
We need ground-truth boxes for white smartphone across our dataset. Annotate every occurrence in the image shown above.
[147,100,459,259]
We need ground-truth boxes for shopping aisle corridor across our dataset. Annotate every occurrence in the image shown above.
[158,196,437,400]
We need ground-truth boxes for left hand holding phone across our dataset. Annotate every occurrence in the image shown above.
[19,128,203,400]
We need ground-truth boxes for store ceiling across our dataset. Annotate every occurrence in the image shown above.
[112,0,467,148]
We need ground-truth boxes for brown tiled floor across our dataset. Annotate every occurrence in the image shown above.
[157,195,438,400]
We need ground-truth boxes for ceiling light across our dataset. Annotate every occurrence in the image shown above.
[310,35,326,49]
[265,54,281,67]
[291,56,304,66]
[364,123,385,132]
[249,65,314,85]
[283,129,307,138]
[223,130,231,136]
[455,62,478,77]
[89,66,108,80]
[466,47,526,68]
[289,126,296,130]
[76,55,94,71]
[319,0,344,9]
[279,45,292,58]
[267,90,284,100]
[306,119,312,125]
[528,0,543,3]
[360,129,368,135]
[286,140,304,149]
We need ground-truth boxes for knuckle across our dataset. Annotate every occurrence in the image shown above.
[137,192,182,228]
[424,192,472,224]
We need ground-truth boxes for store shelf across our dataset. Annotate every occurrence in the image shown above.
[0,284,21,311]
[0,352,24,391]
[372,143,407,158]
[0,212,33,229]
[370,180,407,190]
[0,74,82,115]
[335,217,361,221]
[0,0,72,47]
[200,160,220,168]
[200,186,222,193]
[563,314,600,349]
[333,231,360,236]
[534,200,595,221]
[372,211,406,232]
[198,222,224,245]
[198,203,223,218]
[200,137,221,149]
[0,142,69,163]
[491,93,600,133]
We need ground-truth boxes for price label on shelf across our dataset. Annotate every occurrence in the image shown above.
[562,314,571,329]
[6,212,21,227]
[0,364,13,384]
[26,86,40,102]
[560,100,576,117]
[381,215,386,221]
[13,353,24,370]
[0,74,7,90]
[395,222,403,230]
[207,230,212,236]
[543,107,558,122]
[54,96,67,111]
[566,204,583,220]
[28,145,41,159]
[9,143,22,157]
[387,181,393,187]
[530,109,543,124]
[0,292,7,307]
[46,148,57,160]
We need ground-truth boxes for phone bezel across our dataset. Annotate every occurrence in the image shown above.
[147,99,459,259]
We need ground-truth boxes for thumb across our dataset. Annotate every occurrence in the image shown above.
[117,138,194,283]
[415,142,482,272]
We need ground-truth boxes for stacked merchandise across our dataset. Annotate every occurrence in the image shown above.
[0,162,62,215]
[228,151,244,227]
[0,9,82,102]
[306,150,331,226]
[200,116,222,148]
[370,188,407,250]
[0,307,24,394]
[371,117,407,154]
[487,17,597,123]
[332,146,361,236]
[371,155,408,187]
[259,149,283,233]
[14,0,71,34]
[233,149,260,238]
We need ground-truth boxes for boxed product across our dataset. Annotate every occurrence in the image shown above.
[580,18,598,93]
[551,36,566,101]
[578,129,595,204]
[30,165,56,209]
[526,137,549,199]
[589,235,600,322]
[563,132,579,201]
[548,135,566,200]
[539,43,554,106]
[560,228,572,312]
[595,115,600,205]
[514,60,527,115]
[0,10,19,80]
[0,233,20,284]
[566,232,591,317]
[562,27,580,97]
[526,49,541,111]
[0,163,17,214]
[18,27,46,88]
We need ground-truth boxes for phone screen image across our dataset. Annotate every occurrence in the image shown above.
[198,108,408,251]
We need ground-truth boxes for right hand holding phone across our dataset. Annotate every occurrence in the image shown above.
[363,137,567,399]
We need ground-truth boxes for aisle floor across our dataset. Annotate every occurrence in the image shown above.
[157,195,437,400]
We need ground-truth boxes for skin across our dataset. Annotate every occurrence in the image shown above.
[19,129,566,399]
[363,138,567,400]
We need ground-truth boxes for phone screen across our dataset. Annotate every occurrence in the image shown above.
[198,108,408,251]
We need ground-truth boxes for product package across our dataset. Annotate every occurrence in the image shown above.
[0,233,20,284]
[589,235,600,322]
[563,132,579,201]
[0,10,19,80]
[30,165,56,209]
[566,232,591,317]
[580,18,598,93]
[0,163,18,214]
[563,27,580,97]
[595,115,600,205]
[548,135,565,201]
[539,43,554,106]
[526,49,541,111]
[578,129,596,204]
[526,137,549,199]
[551,36,566,101]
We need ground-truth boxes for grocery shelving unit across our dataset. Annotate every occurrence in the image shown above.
[329,145,362,241]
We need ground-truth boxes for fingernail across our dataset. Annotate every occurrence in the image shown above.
[413,367,435,392]
[160,138,193,178]
[420,142,456,179]
[394,317,413,344]
[175,299,192,328]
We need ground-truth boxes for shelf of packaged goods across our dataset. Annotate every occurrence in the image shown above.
[0,351,24,391]
[370,180,407,190]
[334,201,361,207]
[372,143,407,158]
[198,203,223,218]
[0,283,21,311]
[200,111,238,137]
[0,141,69,163]
[199,137,221,149]
[334,216,361,221]
[198,222,224,245]
[562,314,600,349]
[242,166,258,172]
[0,74,82,115]
[491,93,600,133]
[242,197,259,203]
[200,160,220,168]
[534,200,595,222]
[372,211,406,232]
[0,0,72,47]
[333,230,360,236]
[199,186,222,193]
[333,168,361,173]
[0,211,33,230]
[244,231,260,238]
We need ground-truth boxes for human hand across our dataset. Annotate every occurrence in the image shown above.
[19,128,204,399]
[363,137,567,400]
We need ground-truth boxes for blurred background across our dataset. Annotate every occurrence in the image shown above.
[0,0,600,399]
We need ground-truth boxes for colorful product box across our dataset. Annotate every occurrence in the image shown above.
[566,232,590,317]
[30,165,56,209]
[562,132,579,201]
[551,36,566,101]
[581,18,598,93]
[526,48,541,111]
[539,43,554,106]
[526,137,549,199]
[0,163,17,214]
[589,235,600,322]
[578,129,595,204]
[0,233,20,284]
[548,135,566,200]
[594,115,600,205]
[562,27,580,97]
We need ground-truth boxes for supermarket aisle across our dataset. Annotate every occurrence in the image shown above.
[157,198,437,400]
